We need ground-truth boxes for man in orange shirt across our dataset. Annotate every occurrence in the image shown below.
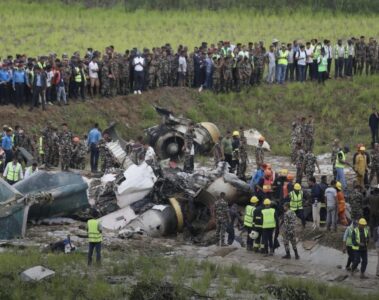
[336,181,348,225]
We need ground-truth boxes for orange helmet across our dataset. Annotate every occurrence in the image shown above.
[287,174,294,181]
[73,136,80,143]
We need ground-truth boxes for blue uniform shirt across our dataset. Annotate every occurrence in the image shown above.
[87,128,101,146]
[0,70,10,82]
[1,135,12,150]
[12,70,26,86]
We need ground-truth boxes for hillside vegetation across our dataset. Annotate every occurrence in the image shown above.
[0,76,377,155]
[1,1,379,55]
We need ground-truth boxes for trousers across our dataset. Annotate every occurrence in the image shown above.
[88,242,101,265]
[312,202,321,228]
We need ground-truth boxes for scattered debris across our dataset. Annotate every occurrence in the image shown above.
[265,284,313,300]
[20,266,55,282]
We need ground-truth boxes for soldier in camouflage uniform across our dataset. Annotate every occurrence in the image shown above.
[295,142,305,184]
[355,36,367,76]
[223,54,234,93]
[98,132,118,173]
[367,38,378,75]
[62,56,72,96]
[281,202,300,259]
[186,53,194,87]
[255,137,265,170]
[253,47,265,85]
[303,150,321,180]
[237,136,248,180]
[101,56,111,97]
[71,137,87,170]
[214,192,230,247]
[290,119,299,164]
[41,122,57,168]
[119,53,130,95]
[168,51,178,86]
[183,123,196,173]
[348,184,364,221]
[331,139,340,179]
[58,123,73,171]
[149,54,160,89]
[303,116,314,152]
[109,54,119,97]
[160,51,169,86]
[369,143,379,185]
[212,57,223,94]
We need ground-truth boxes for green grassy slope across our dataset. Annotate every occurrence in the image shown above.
[1,1,379,55]
[1,76,377,155]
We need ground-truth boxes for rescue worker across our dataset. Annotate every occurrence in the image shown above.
[244,196,259,251]
[282,202,300,259]
[261,198,278,256]
[252,199,263,252]
[336,181,348,225]
[255,136,265,170]
[273,169,288,201]
[351,218,369,279]
[87,209,102,266]
[283,173,294,202]
[354,146,368,188]
[221,131,233,171]
[3,155,23,185]
[256,169,273,202]
[343,221,356,271]
[289,183,306,228]
[214,192,230,247]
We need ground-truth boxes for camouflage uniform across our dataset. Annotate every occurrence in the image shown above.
[295,148,305,183]
[253,53,265,84]
[304,122,314,152]
[223,57,234,92]
[109,57,119,97]
[71,142,87,170]
[212,59,223,94]
[255,144,264,169]
[119,56,130,95]
[303,152,317,180]
[58,130,73,171]
[186,54,194,87]
[168,54,177,86]
[101,62,111,97]
[160,55,169,86]
[369,148,379,184]
[355,41,366,75]
[62,62,72,94]
[183,129,195,173]
[214,196,229,246]
[290,122,298,163]
[348,190,363,221]
[41,126,58,167]
[367,41,378,75]
[149,56,160,89]
[282,209,298,253]
[98,139,118,173]
[237,141,248,180]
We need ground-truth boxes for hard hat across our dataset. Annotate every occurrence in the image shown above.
[249,230,259,240]
[280,169,288,176]
[335,181,342,190]
[287,174,294,180]
[360,146,366,151]
[72,136,80,143]
[258,136,265,142]
[232,130,240,137]
[263,199,271,206]
[358,218,367,226]
[294,183,301,191]
[250,196,259,204]
[272,38,279,43]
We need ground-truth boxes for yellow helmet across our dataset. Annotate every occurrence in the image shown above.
[358,218,367,226]
[280,169,288,176]
[250,196,259,204]
[232,130,240,137]
[360,146,366,151]
[294,183,301,191]
[258,136,265,142]
[263,199,271,206]
[335,181,342,190]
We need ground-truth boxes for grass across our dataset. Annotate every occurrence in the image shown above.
[0,247,378,299]
[1,1,379,56]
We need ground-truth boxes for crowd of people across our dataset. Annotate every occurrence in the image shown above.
[0,36,379,109]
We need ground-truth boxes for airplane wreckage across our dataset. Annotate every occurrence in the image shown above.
[0,107,271,240]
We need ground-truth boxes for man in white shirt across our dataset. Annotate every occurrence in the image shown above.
[132,51,145,95]
[305,42,314,81]
[325,180,338,232]
[295,45,307,82]
[88,57,100,98]
[178,51,187,87]
[323,39,333,78]
[24,162,38,178]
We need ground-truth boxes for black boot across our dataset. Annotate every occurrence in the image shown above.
[294,249,300,260]
[282,250,291,259]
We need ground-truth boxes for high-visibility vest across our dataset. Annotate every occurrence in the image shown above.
[6,162,21,182]
[87,219,102,243]
[244,205,255,228]
[352,227,369,250]
[39,136,44,155]
[26,166,37,176]
[262,208,276,229]
[335,151,345,169]
[290,190,303,211]
[74,67,82,83]
[278,50,289,65]
[345,225,354,247]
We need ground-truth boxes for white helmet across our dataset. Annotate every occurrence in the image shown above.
[249,230,259,240]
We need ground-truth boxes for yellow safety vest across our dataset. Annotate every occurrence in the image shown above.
[262,208,276,229]
[290,190,303,211]
[335,151,345,169]
[278,50,289,65]
[352,227,369,250]
[39,136,44,155]
[6,162,21,182]
[75,67,82,83]
[243,205,255,228]
[87,219,102,243]
[345,225,354,247]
